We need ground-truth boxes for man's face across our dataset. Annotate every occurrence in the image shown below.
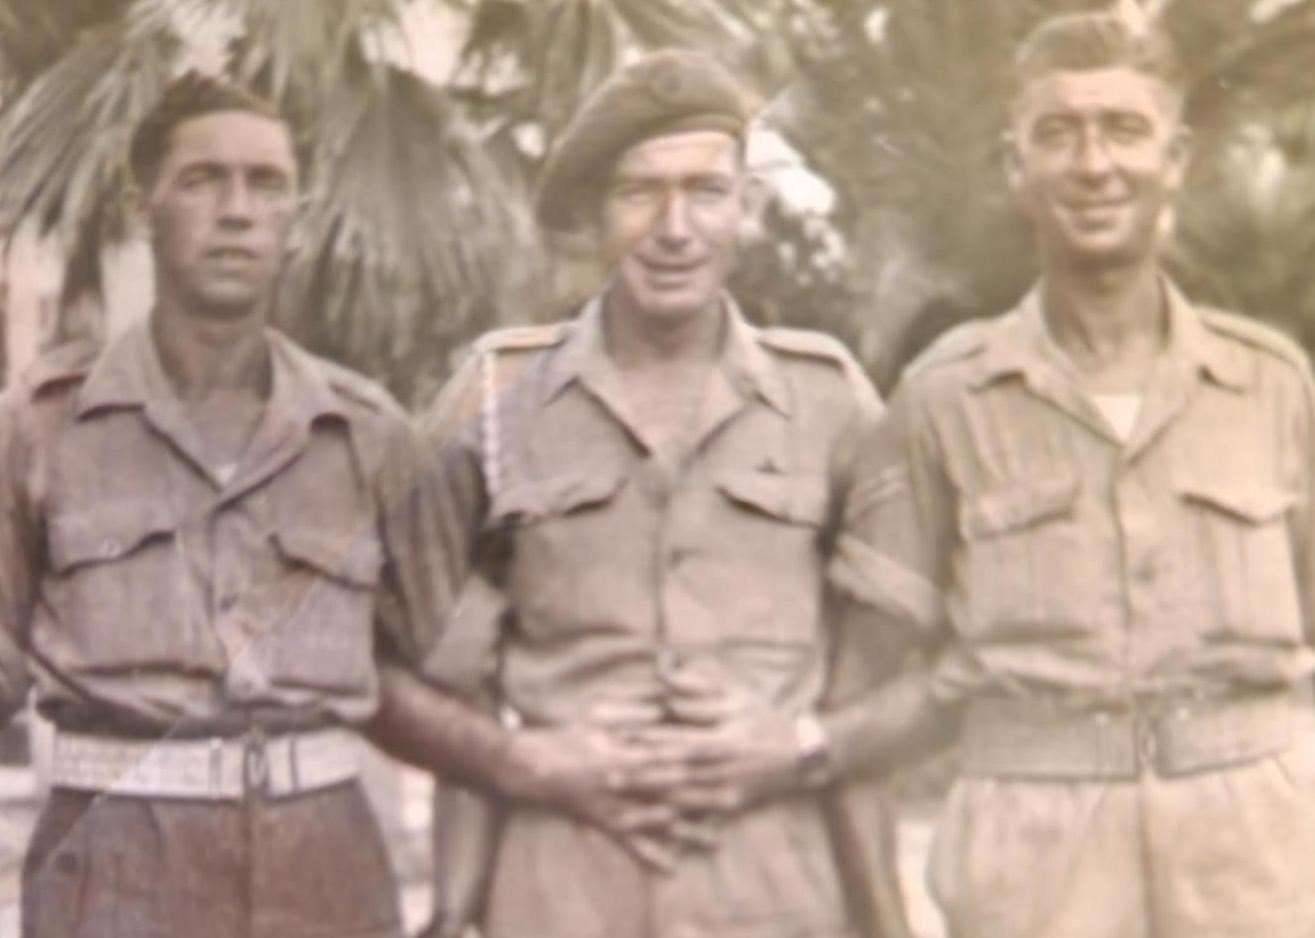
[599,129,745,326]
[145,110,298,319]
[1006,67,1189,272]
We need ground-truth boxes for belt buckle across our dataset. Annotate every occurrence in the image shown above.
[243,727,270,796]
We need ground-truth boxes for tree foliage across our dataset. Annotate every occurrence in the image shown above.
[6,0,1315,400]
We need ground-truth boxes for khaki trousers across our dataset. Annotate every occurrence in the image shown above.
[22,781,403,938]
[929,734,1315,938]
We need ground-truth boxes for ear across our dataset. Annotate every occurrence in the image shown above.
[1164,124,1193,192]
[1001,128,1025,197]
[124,180,153,235]
[739,173,771,228]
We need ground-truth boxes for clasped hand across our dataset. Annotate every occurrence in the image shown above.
[502,662,808,872]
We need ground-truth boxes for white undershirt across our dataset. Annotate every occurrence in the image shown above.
[1087,392,1143,442]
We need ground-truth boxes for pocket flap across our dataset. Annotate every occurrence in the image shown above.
[492,469,627,522]
[48,501,177,572]
[715,470,829,526]
[273,528,384,586]
[960,473,1080,539]
[1178,477,1297,524]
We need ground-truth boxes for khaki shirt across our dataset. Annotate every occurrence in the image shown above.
[0,322,438,732]
[417,295,882,938]
[840,281,1315,707]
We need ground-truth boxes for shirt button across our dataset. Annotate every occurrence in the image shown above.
[1131,557,1156,583]
[99,538,120,558]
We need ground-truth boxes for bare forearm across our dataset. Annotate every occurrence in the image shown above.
[366,662,516,795]
[820,668,959,780]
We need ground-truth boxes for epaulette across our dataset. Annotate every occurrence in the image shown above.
[1199,308,1309,370]
[473,322,570,356]
[757,327,853,367]
[903,319,992,380]
[21,339,99,397]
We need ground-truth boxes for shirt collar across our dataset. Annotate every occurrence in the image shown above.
[969,277,1251,394]
[75,319,348,424]
[539,290,792,416]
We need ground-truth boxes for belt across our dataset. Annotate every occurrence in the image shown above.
[960,687,1315,779]
[50,726,361,800]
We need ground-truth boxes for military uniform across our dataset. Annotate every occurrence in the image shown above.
[414,293,894,938]
[842,281,1315,937]
[0,322,443,938]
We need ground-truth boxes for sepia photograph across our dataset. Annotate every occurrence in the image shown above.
[3,1,1315,937]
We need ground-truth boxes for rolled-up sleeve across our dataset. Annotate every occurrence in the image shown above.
[374,355,499,697]
[830,384,952,640]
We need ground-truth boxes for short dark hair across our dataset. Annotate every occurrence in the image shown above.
[1012,11,1185,105]
[129,72,295,190]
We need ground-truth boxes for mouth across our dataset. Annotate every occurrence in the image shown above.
[1063,200,1129,228]
[205,247,259,264]
[635,256,706,285]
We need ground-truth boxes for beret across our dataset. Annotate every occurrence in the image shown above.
[535,49,757,231]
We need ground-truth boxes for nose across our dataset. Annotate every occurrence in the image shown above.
[216,177,255,227]
[1073,124,1115,179]
[654,190,692,247]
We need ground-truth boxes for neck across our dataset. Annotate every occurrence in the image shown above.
[604,290,723,369]
[1041,257,1166,366]
[151,298,271,401]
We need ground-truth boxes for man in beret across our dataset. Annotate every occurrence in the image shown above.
[369,49,914,938]
[842,10,1315,937]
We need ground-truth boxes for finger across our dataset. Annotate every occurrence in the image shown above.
[623,833,679,874]
[664,782,745,815]
[610,801,679,833]
[623,724,726,759]
[607,761,693,794]
[585,697,666,728]
[669,816,723,851]
[665,693,743,726]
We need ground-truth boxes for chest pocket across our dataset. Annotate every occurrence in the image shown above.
[267,522,384,687]
[45,501,188,667]
[714,470,830,528]
[956,472,1088,639]
[1177,473,1302,643]
[489,469,628,527]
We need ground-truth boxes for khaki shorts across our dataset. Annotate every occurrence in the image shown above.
[929,735,1315,938]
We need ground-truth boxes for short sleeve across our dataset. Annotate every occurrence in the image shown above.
[829,383,952,640]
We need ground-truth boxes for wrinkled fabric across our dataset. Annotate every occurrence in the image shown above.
[416,295,886,938]
[843,279,1315,938]
[0,321,441,731]
[930,734,1315,938]
[22,781,403,938]
[843,281,1315,704]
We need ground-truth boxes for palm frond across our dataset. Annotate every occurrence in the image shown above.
[277,66,544,405]
[226,0,409,102]
[0,7,176,248]
[0,0,137,90]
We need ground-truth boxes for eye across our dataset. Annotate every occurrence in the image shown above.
[177,166,220,189]
[250,168,292,197]
[689,178,733,203]
[1031,117,1076,149]
[609,181,660,207]
[1103,113,1153,144]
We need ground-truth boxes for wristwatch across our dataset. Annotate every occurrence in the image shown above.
[793,713,835,789]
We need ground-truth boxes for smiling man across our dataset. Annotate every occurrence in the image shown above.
[0,74,449,938]
[369,49,913,938]
[840,10,1315,938]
